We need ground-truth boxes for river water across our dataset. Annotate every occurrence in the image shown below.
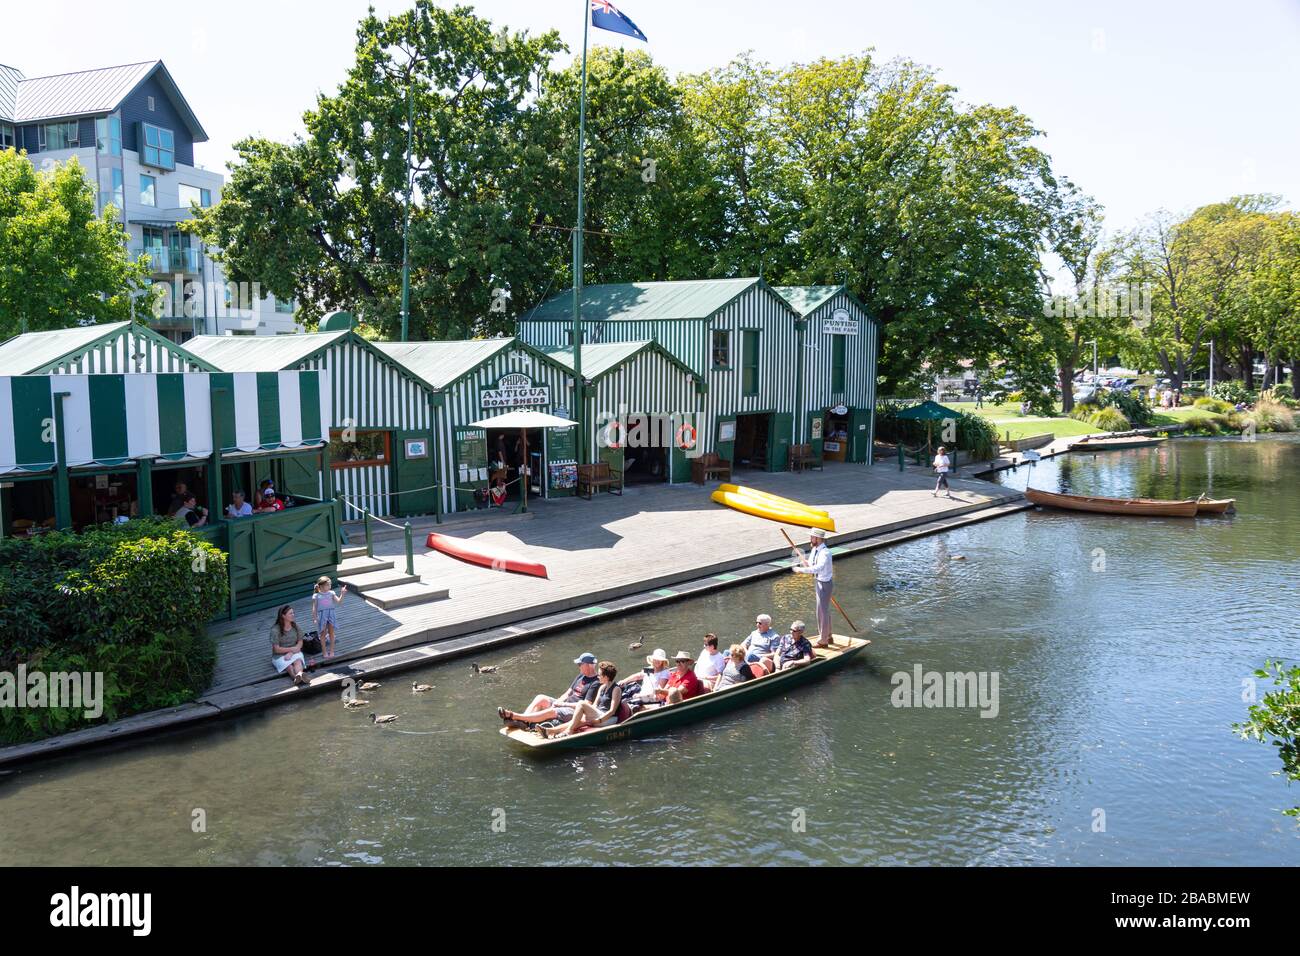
[1,436,1296,865]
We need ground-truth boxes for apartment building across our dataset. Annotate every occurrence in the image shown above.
[0,59,299,340]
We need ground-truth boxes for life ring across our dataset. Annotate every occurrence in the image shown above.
[602,420,624,449]
[675,422,697,450]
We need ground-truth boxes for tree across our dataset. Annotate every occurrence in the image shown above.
[1235,660,1300,821]
[0,150,148,337]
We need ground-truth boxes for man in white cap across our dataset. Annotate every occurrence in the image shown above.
[792,527,835,647]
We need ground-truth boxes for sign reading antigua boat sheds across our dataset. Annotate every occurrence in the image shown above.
[823,308,858,336]
[481,372,549,409]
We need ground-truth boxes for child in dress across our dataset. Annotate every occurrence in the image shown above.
[312,575,347,659]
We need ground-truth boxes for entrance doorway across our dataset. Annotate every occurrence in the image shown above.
[621,414,669,484]
[486,428,544,505]
[733,413,772,470]
[823,407,852,462]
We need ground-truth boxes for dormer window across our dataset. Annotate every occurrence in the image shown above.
[141,123,174,170]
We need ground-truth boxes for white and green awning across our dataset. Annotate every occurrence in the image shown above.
[0,371,331,476]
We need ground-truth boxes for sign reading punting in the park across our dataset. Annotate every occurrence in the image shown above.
[480,372,550,409]
[823,308,859,335]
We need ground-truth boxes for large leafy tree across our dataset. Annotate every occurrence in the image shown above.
[191,1,566,339]
[0,151,148,337]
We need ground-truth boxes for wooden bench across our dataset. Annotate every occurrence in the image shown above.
[577,462,623,499]
[691,452,732,485]
[788,443,822,472]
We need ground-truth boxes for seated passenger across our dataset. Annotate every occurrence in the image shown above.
[714,644,756,689]
[694,633,727,689]
[775,621,814,671]
[498,653,599,728]
[664,651,704,702]
[620,648,672,703]
[742,614,780,669]
[539,661,622,738]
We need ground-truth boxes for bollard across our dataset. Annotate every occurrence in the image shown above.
[898,443,905,472]
[364,511,374,559]
[404,521,415,576]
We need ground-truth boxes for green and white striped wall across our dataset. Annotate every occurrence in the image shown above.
[0,372,330,475]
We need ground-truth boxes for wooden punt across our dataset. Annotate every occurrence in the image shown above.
[500,636,870,753]
[1068,435,1167,452]
[1001,433,1054,452]
[425,532,548,578]
[1025,488,1198,517]
[1190,496,1236,514]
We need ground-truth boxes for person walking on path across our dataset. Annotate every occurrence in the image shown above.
[792,527,835,648]
[932,445,953,498]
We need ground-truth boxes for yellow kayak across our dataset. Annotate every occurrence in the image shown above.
[716,483,831,519]
[711,489,836,532]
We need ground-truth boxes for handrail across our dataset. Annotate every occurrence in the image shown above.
[335,494,414,575]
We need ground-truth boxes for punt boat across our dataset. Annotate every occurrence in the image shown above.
[1025,488,1198,517]
[1068,435,1167,452]
[1001,433,1054,452]
[500,635,870,753]
[1190,495,1237,514]
[426,532,549,578]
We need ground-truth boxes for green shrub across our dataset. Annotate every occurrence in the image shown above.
[1068,403,1097,422]
[1247,399,1296,433]
[1212,380,1252,405]
[1102,390,1153,427]
[1089,407,1131,431]
[1182,412,1235,435]
[955,412,1000,460]
[1194,396,1233,413]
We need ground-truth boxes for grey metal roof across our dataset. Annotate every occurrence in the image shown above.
[771,286,843,317]
[373,338,517,388]
[9,60,207,140]
[524,278,764,323]
[0,322,129,374]
[183,330,351,370]
[0,64,22,123]
[539,340,698,384]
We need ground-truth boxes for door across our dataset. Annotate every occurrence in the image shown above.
[808,411,824,462]
[768,412,793,472]
[279,450,322,501]
[393,429,437,516]
[669,414,698,484]
[715,414,737,465]
[850,407,874,463]
[453,427,488,511]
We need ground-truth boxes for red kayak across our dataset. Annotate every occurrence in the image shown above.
[425,532,549,579]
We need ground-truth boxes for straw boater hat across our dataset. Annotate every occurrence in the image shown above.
[646,648,669,666]
[673,651,695,662]
[809,528,827,540]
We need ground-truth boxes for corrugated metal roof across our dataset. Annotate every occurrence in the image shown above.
[13,61,156,123]
[373,339,516,388]
[772,285,843,317]
[524,278,761,323]
[183,331,349,371]
[0,64,22,123]
[540,341,656,380]
[0,321,129,374]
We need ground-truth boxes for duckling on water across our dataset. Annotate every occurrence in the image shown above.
[412,681,434,693]
[369,713,399,724]
[471,663,499,674]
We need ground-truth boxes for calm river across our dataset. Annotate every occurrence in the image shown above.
[2,435,1297,865]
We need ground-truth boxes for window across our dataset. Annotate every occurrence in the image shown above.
[96,116,121,156]
[147,96,155,111]
[831,335,846,392]
[712,329,731,369]
[41,121,79,150]
[329,430,390,468]
[742,330,760,396]
[0,123,13,148]
[274,298,295,314]
[102,167,124,213]
[139,174,156,206]
[142,123,175,170]
[178,184,212,208]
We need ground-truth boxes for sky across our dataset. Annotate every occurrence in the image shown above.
[7,0,1300,238]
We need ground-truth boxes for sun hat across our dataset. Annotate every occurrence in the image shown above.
[809,528,827,539]
[674,651,695,662]
[646,648,669,665]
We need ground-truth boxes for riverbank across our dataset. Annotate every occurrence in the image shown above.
[0,461,1026,769]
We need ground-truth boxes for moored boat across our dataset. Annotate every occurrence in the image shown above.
[1068,435,1167,452]
[1190,496,1236,514]
[426,532,549,578]
[1001,433,1054,452]
[715,483,831,518]
[500,636,870,752]
[1025,488,1198,517]
[710,488,836,531]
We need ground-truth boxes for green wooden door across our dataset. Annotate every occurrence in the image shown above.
[768,412,794,472]
[393,429,437,515]
[453,427,488,511]
[850,407,874,463]
[669,415,697,484]
[599,442,624,475]
[279,451,322,501]
[808,410,825,462]
[716,414,737,464]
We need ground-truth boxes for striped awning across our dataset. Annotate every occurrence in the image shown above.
[0,371,331,475]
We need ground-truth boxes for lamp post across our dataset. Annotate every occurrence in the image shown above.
[399,73,414,342]
[1086,339,1098,376]
[571,0,591,465]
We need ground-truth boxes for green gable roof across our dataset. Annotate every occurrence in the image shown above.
[524,278,764,323]
[182,330,351,370]
[0,321,213,374]
[540,340,700,385]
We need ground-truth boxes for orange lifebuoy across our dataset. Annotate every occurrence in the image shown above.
[602,420,624,449]
[675,422,697,450]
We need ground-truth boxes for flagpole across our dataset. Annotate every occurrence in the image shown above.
[571,0,590,466]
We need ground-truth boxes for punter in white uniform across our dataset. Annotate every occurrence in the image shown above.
[792,527,835,647]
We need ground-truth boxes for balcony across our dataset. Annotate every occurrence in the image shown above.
[131,245,203,275]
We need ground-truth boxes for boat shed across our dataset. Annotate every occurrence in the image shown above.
[0,320,215,375]
[517,278,809,472]
[374,338,576,514]
[772,285,879,464]
[183,327,440,519]
[539,340,705,484]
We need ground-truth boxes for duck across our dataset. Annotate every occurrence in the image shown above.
[471,663,499,675]
[343,698,370,709]
[369,713,399,725]
[411,681,434,693]
[357,680,381,692]
[628,638,644,651]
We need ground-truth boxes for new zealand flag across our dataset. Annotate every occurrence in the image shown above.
[590,0,648,42]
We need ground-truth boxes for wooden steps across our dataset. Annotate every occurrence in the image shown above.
[337,568,420,592]
[364,582,451,610]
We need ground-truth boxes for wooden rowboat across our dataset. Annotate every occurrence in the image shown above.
[1001,433,1054,452]
[425,532,548,578]
[1190,496,1236,514]
[1025,488,1198,517]
[500,636,870,753]
[1068,435,1167,452]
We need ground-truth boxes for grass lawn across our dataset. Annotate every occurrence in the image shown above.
[943,399,1201,442]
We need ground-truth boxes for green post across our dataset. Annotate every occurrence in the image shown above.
[794,318,806,444]
[320,441,332,501]
[52,392,72,529]
[227,528,238,621]
[208,385,225,521]
[404,521,414,576]
[400,76,414,342]
[898,442,905,472]
[137,456,154,516]
[364,511,374,559]
[571,0,591,466]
